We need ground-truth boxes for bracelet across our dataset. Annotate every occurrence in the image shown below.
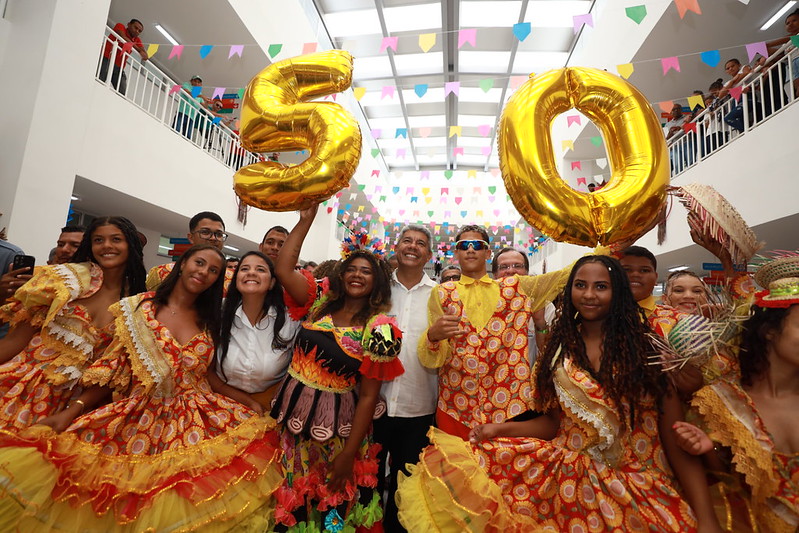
[535,327,550,335]
[70,399,86,414]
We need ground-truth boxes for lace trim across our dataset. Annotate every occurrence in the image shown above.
[116,295,175,397]
[554,359,622,467]
[693,383,778,504]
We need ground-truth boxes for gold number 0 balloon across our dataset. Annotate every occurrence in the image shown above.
[499,67,668,246]
[234,50,362,211]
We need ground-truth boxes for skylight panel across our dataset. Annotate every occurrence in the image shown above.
[394,52,445,77]
[455,136,492,147]
[367,116,409,130]
[411,136,447,147]
[407,114,447,128]
[459,87,503,103]
[512,51,570,74]
[457,114,498,127]
[384,3,442,33]
[524,1,592,28]
[354,55,393,79]
[324,9,381,37]
[460,1,522,28]
[457,155,490,167]
[459,51,513,74]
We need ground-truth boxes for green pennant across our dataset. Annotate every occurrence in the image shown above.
[792,35,799,48]
[237,88,245,99]
[590,136,603,147]
[625,5,647,25]
[371,149,380,158]
[427,211,434,217]
[488,186,496,194]
[358,184,365,191]
[479,79,494,93]
[444,170,453,180]
[268,44,283,58]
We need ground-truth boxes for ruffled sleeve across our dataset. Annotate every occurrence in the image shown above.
[0,263,95,329]
[80,300,133,393]
[359,314,404,381]
[284,270,330,321]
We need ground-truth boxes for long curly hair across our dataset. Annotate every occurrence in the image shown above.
[310,250,392,326]
[217,251,291,379]
[534,255,666,430]
[143,244,226,347]
[72,216,146,299]
[739,305,793,387]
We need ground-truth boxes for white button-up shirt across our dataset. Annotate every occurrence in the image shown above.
[217,305,300,393]
[381,270,438,418]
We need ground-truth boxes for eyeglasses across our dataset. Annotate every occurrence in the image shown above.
[193,228,228,242]
[441,275,461,283]
[498,263,526,272]
[454,239,489,251]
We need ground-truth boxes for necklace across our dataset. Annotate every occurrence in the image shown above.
[165,305,178,316]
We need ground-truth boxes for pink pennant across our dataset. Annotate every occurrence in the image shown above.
[381,86,395,99]
[371,129,382,138]
[481,146,491,156]
[168,45,184,59]
[380,36,398,53]
[406,187,414,194]
[478,124,491,137]
[441,187,449,195]
[745,42,768,63]
[458,29,477,49]
[419,127,432,138]
[567,115,582,127]
[489,168,501,177]
[658,101,674,113]
[455,197,462,205]
[454,147,464,156]
[571,161,582,171]
[573,14,594,34]
[661,56,680,75]
[729,86,743,102]
[397,148,407,159]
[212,87,225,100]
[169,84,181,95]
[421,170,430,180]
[229,45,244,59]
[674,0,702,19]
[302,42,318,54]
[375,186,382,192]
[444,82,460,97]
[576,177,587,185]
[371,170,380,177]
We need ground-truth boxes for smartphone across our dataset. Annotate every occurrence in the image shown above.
[12,254,35,272]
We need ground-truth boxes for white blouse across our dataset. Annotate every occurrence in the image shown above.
[217,305,300,393]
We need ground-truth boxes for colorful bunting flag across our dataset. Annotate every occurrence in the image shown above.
[700,50,721,67]
[419,127,432,138]
[625,5,647,24]
[567,115,582,127]
[478,125,491,136]
[479,78,494,92]
[303,42,318,54]
[573,14,593,34]
[353,87,366,100]
[382,86,395,99]
[562,140,574,151]
[419,33,436,53]
[571,161,582,171]
[590,136,603,146]
[414,84,428,97]
[513,22,531,42]
[381,37,398,53]
[444,81,460,97]
[449,126,462,137]
[745,41,767,63]
[169,45,184,59]
[146,43,159,57]
[458,29,477,49]
[617,63,634,79]
[674,0,702,19]
[687,94,705,110]
[212,87,225,99]
[229,45,244,58]
[661,56,680,74]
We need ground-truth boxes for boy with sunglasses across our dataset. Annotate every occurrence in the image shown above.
[419,225,573,440]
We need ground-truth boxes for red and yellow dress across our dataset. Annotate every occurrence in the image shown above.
[397,358,697,533]
[0,263,112,432]
[269,288,403,532]
[692,379,799,532]
[0,292,282,531]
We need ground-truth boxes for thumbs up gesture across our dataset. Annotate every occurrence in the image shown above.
[427,305,467,342]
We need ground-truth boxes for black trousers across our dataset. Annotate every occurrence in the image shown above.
[372,413,435,533]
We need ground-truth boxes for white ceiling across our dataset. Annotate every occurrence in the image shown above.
[104,0,792,252]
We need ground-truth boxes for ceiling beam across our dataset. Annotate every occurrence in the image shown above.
[442,0,458,170]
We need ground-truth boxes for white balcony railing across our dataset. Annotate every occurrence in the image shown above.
[668,42,798,178]
[96,26,261,170]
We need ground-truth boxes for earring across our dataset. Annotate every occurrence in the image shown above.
[574,311,580,319]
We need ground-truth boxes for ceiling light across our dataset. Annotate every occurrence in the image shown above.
[760,2,796,31]
[224,245,240,252]
[384,3,442,33]
[154,23,179,46]
[70,195,80,201]
[668,265,690,272]
[324,9,381,38]
[394,52,445,77]
[460,51,512,74]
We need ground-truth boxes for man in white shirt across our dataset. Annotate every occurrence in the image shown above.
[373,224,437,532]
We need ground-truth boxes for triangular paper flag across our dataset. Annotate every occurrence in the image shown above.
[567,115,581,127]
[674,0,702,19]
[267,44,282,58]
[353,87,366,100]
[590,136,602,146]
[687,94,705,110]
[573,14,593,33]
[419,127,432,138]
[617,63,634,79]
[302,43,318,54]
[458,29,477,49]
[700,50,721,67]
[561,140,574,152]
[449,126,461,137]
[371,149,380,158]
[414,84,428,97]
[478,125,491,136]
[168,45,184,59]
[419,33,436,53]
[454,147,464,156]
[382,86,395,99]
[513,22,531,41]
[444,170,453,180]
[395,128,408,138]
[745,42,768,63]
[658,101,674,113]
[625,5,647,24]
[199,45,213,58]
[661,56,680,74]
[729,86,743,102]
[146,43,159,57]
[444,81,460,97]
[212,87,225,100]
[381,37,398,53]
[229,45,244,59]
[571,161,582,171]
[596,158,607,169]
[479,79,494,92]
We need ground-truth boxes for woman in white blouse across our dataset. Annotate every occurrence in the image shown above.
[208,251,299,414]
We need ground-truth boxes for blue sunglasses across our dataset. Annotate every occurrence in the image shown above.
[454,239,489,251]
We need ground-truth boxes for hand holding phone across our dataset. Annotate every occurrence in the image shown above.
[12,255,35,272]
[1,256,35,299]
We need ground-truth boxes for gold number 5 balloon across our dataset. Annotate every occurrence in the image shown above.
[499,67,668,246]
[234,50,362,211]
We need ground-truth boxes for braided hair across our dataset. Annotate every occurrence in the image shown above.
[534,255,666,430]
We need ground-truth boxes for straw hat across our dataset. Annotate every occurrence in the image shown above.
[751,251,799,308]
